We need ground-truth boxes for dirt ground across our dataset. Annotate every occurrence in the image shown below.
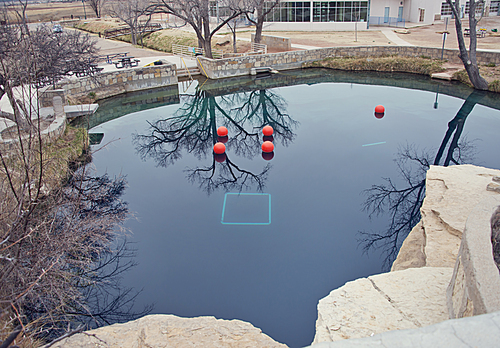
[235,16,500,51]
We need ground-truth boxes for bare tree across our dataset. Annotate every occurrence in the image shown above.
[133,87,297,193]
[244,0,280,44]
[87,0,107,18]
[0,13,148,346]
[446,0,488,90]
[108,0,151,46]
[0,11,99,127]
[149,0,248,58]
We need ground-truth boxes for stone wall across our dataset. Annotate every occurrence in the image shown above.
[57,63,178,103]
[0,96,66,152]
[39,89,66,107]
[251,34,291,51]
[197,46,500,79]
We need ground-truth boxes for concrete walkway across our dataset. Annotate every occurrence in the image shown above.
[380,28,415,46]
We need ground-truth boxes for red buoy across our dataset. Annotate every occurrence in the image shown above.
[374,112,385,119]
[217,126,228,137]
[213,142,226,154]
[375,105,385,114]
[262,125,274,136]
[262,141,274,153]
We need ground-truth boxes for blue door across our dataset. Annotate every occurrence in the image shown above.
[384,7,390,23]
[398,6,403,21]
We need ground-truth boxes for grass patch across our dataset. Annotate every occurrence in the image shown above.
[452,69,473,87]
[489,80,500,92]
[304,56,446,76]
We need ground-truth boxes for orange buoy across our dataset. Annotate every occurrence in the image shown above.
[213,142,226,154]
[375,105,385,114]
[262,141,274,153]
[262,125,274,136]
[217,126,228,137]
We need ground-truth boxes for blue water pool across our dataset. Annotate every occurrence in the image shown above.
[87,69,500,347]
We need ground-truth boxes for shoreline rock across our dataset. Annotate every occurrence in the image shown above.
[313,164,500,345]
[53,315,288,348]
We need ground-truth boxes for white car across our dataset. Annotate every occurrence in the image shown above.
[53,24,63,33]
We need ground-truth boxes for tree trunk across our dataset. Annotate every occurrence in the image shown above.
[448,0,488,90]
[232,22,237,53]
[254,11,264,44]
[202,16,213,59]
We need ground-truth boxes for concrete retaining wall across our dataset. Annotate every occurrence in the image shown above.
[447,195,500,318]
[0,96,67,152]
[251,34,291,51]
[197,46,500,79]
[57,63,178,103]
[39,89,66,107]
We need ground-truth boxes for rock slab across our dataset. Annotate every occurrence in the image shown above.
[308,310,500,348]
[393,164,500,270]
[313,267,452,343]
[52,315,288,348]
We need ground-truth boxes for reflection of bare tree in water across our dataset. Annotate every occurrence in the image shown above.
[133,89,297,193]
[360,90,486,269]
[2,168,152,343]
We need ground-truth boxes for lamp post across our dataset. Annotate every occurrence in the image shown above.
[82,0,87,20]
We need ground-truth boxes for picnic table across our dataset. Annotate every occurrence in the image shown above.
[114,57,140,69]
[464,28,486,38]
[72,63,104,77]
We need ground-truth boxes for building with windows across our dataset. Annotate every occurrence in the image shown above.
[211,0,499,31]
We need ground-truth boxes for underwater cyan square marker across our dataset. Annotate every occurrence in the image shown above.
[221,193,271,225]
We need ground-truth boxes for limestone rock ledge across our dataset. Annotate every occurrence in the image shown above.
[314,164,500,345]
[52,315,288,348]
[312,267,452,343]
[393,164,500,270]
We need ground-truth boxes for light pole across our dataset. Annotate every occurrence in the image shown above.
[82,0,87,20]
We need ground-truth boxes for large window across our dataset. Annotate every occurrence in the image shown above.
[264,2,311,22]
[491,0,500,14]
[312,1,368,22]
[441,2,453,16]
[210,1,232,17]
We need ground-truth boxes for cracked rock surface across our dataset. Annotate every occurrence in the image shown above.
[308,311,500,348]
[312,267,452,343]
[52,315,288,348]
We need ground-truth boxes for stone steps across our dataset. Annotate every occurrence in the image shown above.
[177,67,201,78]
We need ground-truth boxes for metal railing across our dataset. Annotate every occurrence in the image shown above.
[103,23,162,39]
[251,42,267,54]
[171,44,223,59]
[369,16,406,28]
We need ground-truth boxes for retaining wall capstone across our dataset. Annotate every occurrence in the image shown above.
[251,34,291,51]
[197,46,500,80]
[56,63,178,104]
